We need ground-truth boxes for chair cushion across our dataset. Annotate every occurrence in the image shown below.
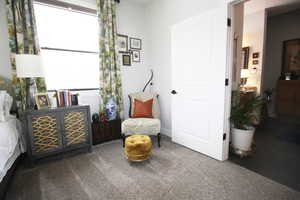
[122,118,161,136]
[129,92,160,119]
[132,98,153,118]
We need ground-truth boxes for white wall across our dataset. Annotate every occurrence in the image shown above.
[117,1,150,119]
[263,9,300,116]
[242,9,266,93]
[0,0,12,79]
[145,0,225,136]
[232,3,244,90]
[264,10,300,91]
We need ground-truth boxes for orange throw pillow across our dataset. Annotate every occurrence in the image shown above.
[132,99,153,118]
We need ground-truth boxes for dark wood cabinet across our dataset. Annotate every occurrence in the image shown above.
[277,80,300,115]
[92,119,121,145]
[24,106,92,166]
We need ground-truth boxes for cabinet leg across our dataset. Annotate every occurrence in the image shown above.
[158,133,161,148]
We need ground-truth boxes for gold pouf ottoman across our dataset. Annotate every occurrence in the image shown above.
[125,135,152,161]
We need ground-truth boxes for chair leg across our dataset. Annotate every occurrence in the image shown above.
[157,133,161,148]
[122,134,125,148]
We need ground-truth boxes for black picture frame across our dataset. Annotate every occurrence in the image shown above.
[117,34,128,53]
[130,37,142,50]
[132,50,140,62]
[241,47,250,69]
[253,52,259,59]
[122,54,131,66]
[282,38,300,74]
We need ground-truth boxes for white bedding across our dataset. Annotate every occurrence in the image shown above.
[0,115,25,182]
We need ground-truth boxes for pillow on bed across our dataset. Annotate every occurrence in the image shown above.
[0,91,13,122]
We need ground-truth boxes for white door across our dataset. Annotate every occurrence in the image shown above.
[171,6,230,161]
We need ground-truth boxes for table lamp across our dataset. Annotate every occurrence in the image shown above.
[15,54,45,109]
[240,69,249,90]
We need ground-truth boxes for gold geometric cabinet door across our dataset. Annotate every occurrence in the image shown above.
[64,111,87,146]
[32,115,60,153]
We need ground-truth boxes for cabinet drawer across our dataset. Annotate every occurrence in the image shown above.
[63,110,89,146]
[29,114,63,155]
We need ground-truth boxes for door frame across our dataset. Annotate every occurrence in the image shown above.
[222,0,247,160]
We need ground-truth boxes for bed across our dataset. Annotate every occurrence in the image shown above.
[0,76,25,198]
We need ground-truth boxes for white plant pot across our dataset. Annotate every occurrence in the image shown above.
[231,127,255,152]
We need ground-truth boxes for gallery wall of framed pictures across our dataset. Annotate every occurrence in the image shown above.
[117,34,142,66]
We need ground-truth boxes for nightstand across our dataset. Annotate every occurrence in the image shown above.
[92,119,121,145]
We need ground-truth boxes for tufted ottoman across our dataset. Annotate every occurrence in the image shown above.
[125,135,152,161]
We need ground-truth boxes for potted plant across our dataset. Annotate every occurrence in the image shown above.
[230,91,263,153]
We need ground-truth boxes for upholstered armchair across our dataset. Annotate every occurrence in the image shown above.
[122,92,161,147]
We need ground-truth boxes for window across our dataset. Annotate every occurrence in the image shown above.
[34,2,99,90]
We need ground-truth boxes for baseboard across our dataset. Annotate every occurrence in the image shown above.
[161,127,172,138]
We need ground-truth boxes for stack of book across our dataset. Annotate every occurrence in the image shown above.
[56,90,79,107]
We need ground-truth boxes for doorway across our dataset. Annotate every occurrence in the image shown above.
[228,0,300,192]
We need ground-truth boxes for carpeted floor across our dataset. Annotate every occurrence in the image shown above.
[6,137,300,200]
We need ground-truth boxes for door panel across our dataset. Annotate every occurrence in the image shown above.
[171,7,228,161]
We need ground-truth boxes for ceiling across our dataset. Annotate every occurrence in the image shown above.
[245,0,300,16]
[126,0,151,5]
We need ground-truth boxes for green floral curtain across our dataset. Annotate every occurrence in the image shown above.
[97,0,124,119]
[6,0,47,111]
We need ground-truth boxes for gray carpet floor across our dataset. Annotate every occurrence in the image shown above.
[6,137,300,200]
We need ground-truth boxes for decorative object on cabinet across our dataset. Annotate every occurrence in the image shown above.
[105,98,117,121]
[34,93,50,110]
[130,37,142,50]
[276,80,300,115]
[241,46,250,69]
[117,34,128,53]
[282,39,300,73]
[23,106,92,166]
[252,60,259,65]
[122,54,131,66]
[132,50,140,62]
[92,119,121,145]
[252,52,259,59]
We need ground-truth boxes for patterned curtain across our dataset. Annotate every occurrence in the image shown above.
[6,0,47,111]
[97,0,124,119]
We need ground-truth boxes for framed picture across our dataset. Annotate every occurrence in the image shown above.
[253,60,259,65]
[122,54,131,66]
[282,39,300,73]
[253,52,259,59]
[132,50,140,62]
[35,93,50,109]
[117,34,128,53]
[130,37,142,50]
[241,47,250,69]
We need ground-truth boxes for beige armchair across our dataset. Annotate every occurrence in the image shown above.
[122,92,161,147]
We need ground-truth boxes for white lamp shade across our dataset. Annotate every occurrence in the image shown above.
[240,69,250,78]
[15,54,45,78]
